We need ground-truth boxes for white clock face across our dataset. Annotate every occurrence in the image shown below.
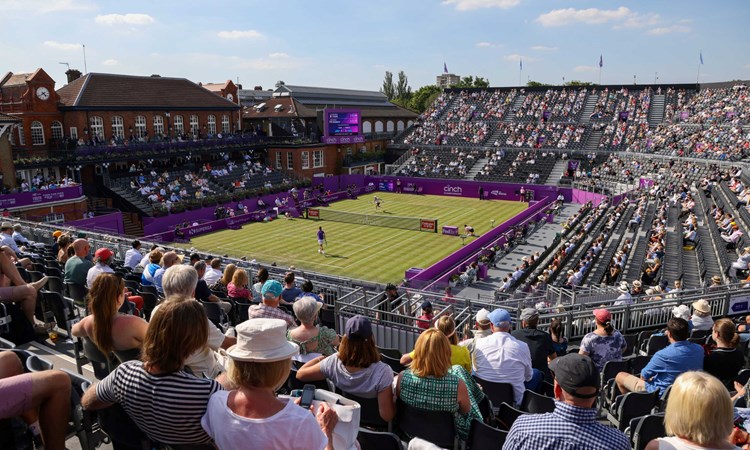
[36,87,50,100]
[226,93,234,102]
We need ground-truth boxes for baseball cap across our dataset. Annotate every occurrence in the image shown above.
[94,248,114,260]
[549,353,600,398]
[475,308,490,324]
[593,308,611,323]
[487,308,511,326]
[420,300,432,310]
[345,315,372,339]
[261,280,283,299]
[520,308,539,321]
[52,230,63,238]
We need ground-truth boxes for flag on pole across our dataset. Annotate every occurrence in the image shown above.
[444,62,448,73]
[699,52,704,65]
[599,55,603,68]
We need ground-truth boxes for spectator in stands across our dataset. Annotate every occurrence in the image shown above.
[201,318,338,450]
[56,234,71,264]
[251,267,269,302]
[210,263,236,296]
[281,272,303,304]
[153,251,180,296]
[82,300,222,446]
[549,318,568,356]
[415,300,434,330]
[579,309,626,371]
[202,259,223,286]
[473,308,535,404]
[153,265,235,379]
[458,308,492,354]
[193,261,232,314]
[297,315,395,422]
[402,315,472,372]
[227,268,251,300]
[0,248,49,332]
[615,318,703,395]
[710,275,724,290]
[300,280,323,303]
[72,273,147,355]
[85,247,115,289]
[504,353,630,450]
[0,223,31,269]
[64,238,93,287]
[722,224,743,246]
[703,318,744,387]
[691,299,714,331]
[396,328,481,440]
[124,240,142,270]
[0,351,71,450]
[512,308,557,381]
[11,224,29,246]
[614,282,633,305]
[140,249,163,287]
[287,296,338,359]
[646,371,738,450]
[248,280,295,328]
[729,247,750,279]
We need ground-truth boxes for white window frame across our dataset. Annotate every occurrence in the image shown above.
[70,127,78,140]
[17,123,25,145]
[189,115,199,135]
[221,115,230,134]
[89,116,104,140]
[153,115,164,136]
[313,150,324,168]
[301,151,310,169]
[207,115,217,135]
[30,121,45,145]
[51,121,63,141]
[174,115,184,135]
[111,116,124,139]
[287,152,294,170]
[275,152,282,169]
[135,115,147,137]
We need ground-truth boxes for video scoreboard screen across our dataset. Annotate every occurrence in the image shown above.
[322,109,365,144]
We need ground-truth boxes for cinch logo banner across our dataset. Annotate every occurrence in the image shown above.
[420,220,437,232]
[443,185,463,195]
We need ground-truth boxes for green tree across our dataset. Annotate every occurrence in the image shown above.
[380,71,395,100]
[395,71,412,101]
[449,75,490,89]
[564,80,595,86]
[527,80,551,87]
[408,85,442,113]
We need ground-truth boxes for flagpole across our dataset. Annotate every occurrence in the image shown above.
[697,62,701,85]
[598,66,602,85]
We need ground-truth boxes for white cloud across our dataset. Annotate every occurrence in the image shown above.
[43,40,81,51]
[531,45,558,51]
[102,59,118,66]
[3,0,94,13]
[743,64,750,70]
[574,66,597,73]
[217,30,264,40]
[504,54,536,63]
[95,13,155,26]
[268,52,289,59]
[476,42,492,47]
[442,0,520,11]
[536,7,661,29]
[647,25,691,35]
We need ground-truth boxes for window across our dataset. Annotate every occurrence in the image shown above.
[30,121,44,145]
[173,115,184,135]
[189,115,199,135]
[375,121,384,132]
[51,121,63,141]
[17,123,25,145]
[301,151,310,169]
[275,152,282,169]
[207,115,216,135]
[397,120,405,131]
[346,147,353,156]
[287,152,294,170]
[313,150,324,168]
[135,115,147,137]
[70,127,78,140]
[111,116,124,139]
[363,121,372,134]
[221,115,230,134]
[386,121,394,132]
[153,115,164,136]
[89,116,104,140]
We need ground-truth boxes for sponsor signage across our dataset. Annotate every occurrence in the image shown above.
[0,185,83,209]
[420,219,437,233]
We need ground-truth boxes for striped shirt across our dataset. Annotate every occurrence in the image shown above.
[503,401,630,450]
[95,361,222,445]
[248,304,296,328]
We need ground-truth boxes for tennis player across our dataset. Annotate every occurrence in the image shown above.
[373,195,384,211]
[317,226,326,254]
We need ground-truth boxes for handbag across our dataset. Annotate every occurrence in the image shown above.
[283,389,360,450]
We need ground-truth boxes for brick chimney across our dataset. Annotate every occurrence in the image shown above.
[66,69,82,83]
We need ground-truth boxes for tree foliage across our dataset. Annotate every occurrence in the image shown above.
[380,71,395,100]
[450,75,490,88]
[564,80,595,86]
[526,80,551,87]
[395,71,412,100]
[408,85,442,113]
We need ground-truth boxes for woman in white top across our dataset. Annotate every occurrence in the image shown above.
[645,371,741,450]
[202,319,338,450]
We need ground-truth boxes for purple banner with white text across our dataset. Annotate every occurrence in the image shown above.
[0,185,84,209]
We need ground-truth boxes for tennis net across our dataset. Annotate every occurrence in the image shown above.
[307,208,437,233]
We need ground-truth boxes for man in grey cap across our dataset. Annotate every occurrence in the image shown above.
[512,307,557,382]
[503,354,630,450]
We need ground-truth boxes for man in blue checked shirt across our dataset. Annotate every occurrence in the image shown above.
[503,353,630,450]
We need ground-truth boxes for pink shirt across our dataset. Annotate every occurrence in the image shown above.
[227,282,251,300]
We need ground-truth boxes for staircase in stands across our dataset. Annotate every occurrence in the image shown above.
[648,94,666,126]
[546,159,569,186]
[580,94,598,124]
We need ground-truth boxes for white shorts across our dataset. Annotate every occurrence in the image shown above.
[318,239,324,245]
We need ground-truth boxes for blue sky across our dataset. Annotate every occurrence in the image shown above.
[1,0,748,92]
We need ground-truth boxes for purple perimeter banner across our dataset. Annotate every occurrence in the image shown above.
[0,185,84,209]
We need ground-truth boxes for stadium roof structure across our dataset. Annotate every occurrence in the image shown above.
[56,73,240,111]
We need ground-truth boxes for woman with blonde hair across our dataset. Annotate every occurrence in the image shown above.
[400,315,471,372]
[210,263,236,295]
[645,371,739,450]
[395,328,481,440]
[201,318,339,450]
[227,268,251,300]
[72,273,148,355]
[56,234,71,264]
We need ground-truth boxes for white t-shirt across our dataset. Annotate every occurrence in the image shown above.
[656,436,740,450]
[201,391,328,450]
[86,263,115,289]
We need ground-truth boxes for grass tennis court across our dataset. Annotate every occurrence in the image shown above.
[184,192,528,283]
